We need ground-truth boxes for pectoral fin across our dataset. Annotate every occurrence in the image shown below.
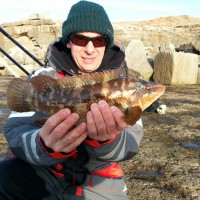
[123,106,142,125]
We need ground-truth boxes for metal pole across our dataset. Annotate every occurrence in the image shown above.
[0,27,44,67]
[0,47,30,76]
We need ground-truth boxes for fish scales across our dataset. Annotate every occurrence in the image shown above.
[6,70,166,125]
[57,69,119,88]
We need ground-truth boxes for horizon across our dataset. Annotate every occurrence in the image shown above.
[0,0,200,24]
[1,13,199,25]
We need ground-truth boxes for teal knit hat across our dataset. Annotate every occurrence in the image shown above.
[62,1,114,48]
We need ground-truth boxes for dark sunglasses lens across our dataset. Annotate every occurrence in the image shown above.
[71,35,107,47]
[93,37,107,47]
[71,35,88,46]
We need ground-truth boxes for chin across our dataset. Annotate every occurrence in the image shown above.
[82,65,98,72]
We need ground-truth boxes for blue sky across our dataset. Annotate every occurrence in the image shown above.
[0,0,200,24]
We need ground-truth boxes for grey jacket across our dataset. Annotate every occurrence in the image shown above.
[4,38,144,185]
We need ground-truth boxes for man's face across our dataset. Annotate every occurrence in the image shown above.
[67,32,106,73]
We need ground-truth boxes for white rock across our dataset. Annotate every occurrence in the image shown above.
[156,104,167,114]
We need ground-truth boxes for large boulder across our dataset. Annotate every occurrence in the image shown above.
[153,52,198,85]
[125,40,153,80]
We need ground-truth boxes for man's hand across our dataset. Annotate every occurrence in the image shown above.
[39,108,87,153]
[86,100,127,141]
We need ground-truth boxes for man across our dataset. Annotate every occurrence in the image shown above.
[0,1,143,199]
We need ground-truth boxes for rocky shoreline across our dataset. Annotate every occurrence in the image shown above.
[0,76,199,199]
[1,15,200,82]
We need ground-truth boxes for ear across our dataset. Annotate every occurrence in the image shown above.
[66,42,71,48]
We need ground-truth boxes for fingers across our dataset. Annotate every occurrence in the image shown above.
[62,123,88,152]
[88,102,107,138]
[86,111,97,139]
[39,100,128,152]
[87,100,127,141]
[50,122,88,153]
[97,100,117,140]
[44,112,79,143]
[110,106,127,131]
[41,108,72,136]
[39,109,88,153]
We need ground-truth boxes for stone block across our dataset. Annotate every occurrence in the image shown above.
[153,52,198,85]
[197,68,200,84]
[125,40,153,80]
[2,64,40,77]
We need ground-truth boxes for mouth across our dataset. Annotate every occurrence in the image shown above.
[82,57,96,64]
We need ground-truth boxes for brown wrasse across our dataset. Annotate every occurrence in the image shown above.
[6,70,166,125]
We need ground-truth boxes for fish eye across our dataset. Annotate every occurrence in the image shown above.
[146,86,152,92]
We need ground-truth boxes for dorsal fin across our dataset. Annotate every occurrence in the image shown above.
[30,75,57,94]
[57,69,119,88]
[29,69,119,92]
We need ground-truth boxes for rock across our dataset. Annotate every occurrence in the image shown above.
[125,40,153,80]
[25,13,51,21]
[159,43,175,53]
[144,100,167,114]
[113,15,200,56]
[0,16,61,75]
[5,46,36,65]
[191,35,200,54]
[0,14,200,80]
[2,64,40,77]
[197,68,200,84]
[156,104,167,114]
[175,42,194,53]
[153,52,199,85]
[1,45,44,76]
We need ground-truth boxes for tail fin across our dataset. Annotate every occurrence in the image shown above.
[7,78,33,112]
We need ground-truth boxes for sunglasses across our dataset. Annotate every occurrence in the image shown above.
[70,34,107,47]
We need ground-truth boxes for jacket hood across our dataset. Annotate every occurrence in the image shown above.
[46,38,125,75]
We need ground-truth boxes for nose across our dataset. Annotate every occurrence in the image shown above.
[84,41,95,54]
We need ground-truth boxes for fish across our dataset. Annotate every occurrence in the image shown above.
[6,70,166,125]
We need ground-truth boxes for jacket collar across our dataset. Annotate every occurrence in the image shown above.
[48,38,125,75]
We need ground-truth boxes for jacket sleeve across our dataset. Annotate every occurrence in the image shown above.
[3,111,74,166]
[84,118,144,162]
[3,67,74,166]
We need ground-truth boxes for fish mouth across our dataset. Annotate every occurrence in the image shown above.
[147,82,166,94]
[154,82,166,94]
[141,83,166,111]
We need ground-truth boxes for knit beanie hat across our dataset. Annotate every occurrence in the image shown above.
[62,1,114,48]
